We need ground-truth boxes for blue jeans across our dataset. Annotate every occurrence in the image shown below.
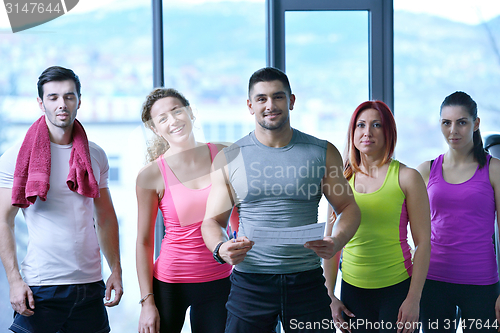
[10,280,109,333]
[225,268,334,333]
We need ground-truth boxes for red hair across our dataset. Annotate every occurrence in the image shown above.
[344,100,397,180]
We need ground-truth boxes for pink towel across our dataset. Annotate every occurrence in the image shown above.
[12,116,100,208]
[66,120,100,198]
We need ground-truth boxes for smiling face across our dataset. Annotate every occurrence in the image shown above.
[353,108,386,158]
[247,80,295,131]
[440,105,479,151]
[38,80,81,131]
[150,96,194,146]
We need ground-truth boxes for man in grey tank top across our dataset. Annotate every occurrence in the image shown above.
[201,67,360,332]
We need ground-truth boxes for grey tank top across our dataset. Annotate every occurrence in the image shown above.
[224,129,327,274]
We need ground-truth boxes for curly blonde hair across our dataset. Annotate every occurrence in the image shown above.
[141,88,190,163]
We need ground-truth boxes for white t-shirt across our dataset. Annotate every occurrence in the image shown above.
[0,140,109,286]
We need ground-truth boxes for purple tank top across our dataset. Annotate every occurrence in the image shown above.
[427,154,498,285]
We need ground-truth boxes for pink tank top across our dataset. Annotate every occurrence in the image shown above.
[427,154,498,285]
[153,143,232,283]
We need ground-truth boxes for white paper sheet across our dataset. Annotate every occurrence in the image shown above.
[245,222,326,245]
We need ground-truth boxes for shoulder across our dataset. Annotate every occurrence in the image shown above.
[136,160,163,191]
[212,147,231,170]
[294,129,327,149]
[221,141,244,163]
[489,156,500,169]
[324,141,343,171]
[398,162,426,193]
[88,141,108,160]
[213,143,227,152]
[235,133,253,146]
[0,141,23,186]
[416,160,431,172]
[398,162,421,180]
[0,140,22,165]
[326,141,342,158]
[489,156,500,188]
[416,160,432,183]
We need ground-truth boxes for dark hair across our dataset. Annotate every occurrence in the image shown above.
[37,66,81,99]
[440,91,486,168]
[141,88,190,162]
[344,100,397,180]
[248,67,292,98]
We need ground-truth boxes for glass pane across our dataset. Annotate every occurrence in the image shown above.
[0,1,151,331]
[394,0,500,168]
[285,10,369,306]
[163,1,266,146]
[285,10,369,150]
[0,0,266,331]
[161,1,266,332]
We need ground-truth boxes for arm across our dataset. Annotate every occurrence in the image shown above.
[306,143,359,330]
[215,144,240,236]
[94,187,123,307]
[0,187,34,316]
[489,158,500,324]
[416,160,431,186]
[135,164,162,333]
[201,152,253,265]
[324,205,355,333]
[397,166,431,333]
[305,142,360,258]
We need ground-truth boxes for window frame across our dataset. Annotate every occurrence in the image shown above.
[266,0,394,111]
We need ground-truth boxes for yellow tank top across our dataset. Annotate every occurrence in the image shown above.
[342,159,412,289]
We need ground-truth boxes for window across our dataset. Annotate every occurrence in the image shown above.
[2,0,498,332]
[108,155,120,183]
[285,10,369,147]
[0,1,151,330]
[393,0,500,168]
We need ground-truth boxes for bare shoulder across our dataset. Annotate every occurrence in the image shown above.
[398,162,426,192]
[214,143,228,151]
[136,161,163,191]
[326,141,341,153]
[399,162,419,178]
[489,156,500,169]
[489,157,500,187]
[323,142,344,181]
[416,160,432,183]
[211,147,230,170]
[325,141,342,164]
[416,160,431,175]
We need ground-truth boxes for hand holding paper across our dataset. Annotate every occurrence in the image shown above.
[304,236,337,259]
[245,222,326,245]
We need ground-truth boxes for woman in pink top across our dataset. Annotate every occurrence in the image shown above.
[417,91,500,332]
[136,88,233,333]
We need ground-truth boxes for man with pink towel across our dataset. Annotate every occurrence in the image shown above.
[0,66,123,333]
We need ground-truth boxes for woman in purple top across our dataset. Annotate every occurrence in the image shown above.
[417,91,500,332]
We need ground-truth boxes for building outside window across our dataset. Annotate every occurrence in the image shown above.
[0,1,499,332]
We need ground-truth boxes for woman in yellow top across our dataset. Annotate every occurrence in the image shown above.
[325,101,431,333]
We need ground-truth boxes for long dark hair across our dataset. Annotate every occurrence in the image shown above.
[441,91,486,168]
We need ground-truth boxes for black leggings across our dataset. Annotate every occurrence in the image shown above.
[153,276,231,333]
[341,278,411,333]
[420,279,500,332]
